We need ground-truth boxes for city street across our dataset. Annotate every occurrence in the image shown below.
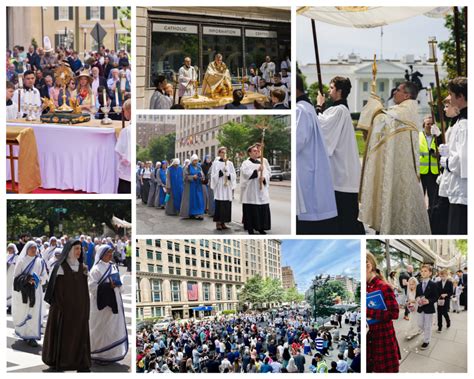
[7,266,132,373]
[395,308,467,372]
[137,181,291,235]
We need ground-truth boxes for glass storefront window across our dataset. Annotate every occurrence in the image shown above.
[245,36,278,69]
[149,23,199,86]
[202,33,242,77]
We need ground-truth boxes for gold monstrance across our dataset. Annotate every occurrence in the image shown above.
[54,65,74,113]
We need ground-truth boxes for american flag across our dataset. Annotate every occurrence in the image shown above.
[187,283,198,301]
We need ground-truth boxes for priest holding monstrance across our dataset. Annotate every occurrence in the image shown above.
[201,53,233,97]
[358,58,431,234]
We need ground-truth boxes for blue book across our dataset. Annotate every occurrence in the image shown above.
[32,272,40,289]
[110,272,122,287]
[367,290,387,325]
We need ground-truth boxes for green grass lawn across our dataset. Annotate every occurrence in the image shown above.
[355,130,366,157]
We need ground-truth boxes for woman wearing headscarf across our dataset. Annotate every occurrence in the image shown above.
[12,241,48,347]
[154,160,168,209]
[147,162,160,207]
[165,159,184,216]
[42,240,91,372]
[366,251,400,373]
[201,155,213,212]
[7,243,19,314]
[88,245,128,363]
[42,237,58,264]
[180,154,205,220]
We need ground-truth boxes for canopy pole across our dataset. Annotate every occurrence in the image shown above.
[463,7,468,76]
[453,6,462,76]
[311,19,324,94]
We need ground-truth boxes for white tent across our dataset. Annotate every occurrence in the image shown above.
[111,215,132,229]
[297,6,452,28]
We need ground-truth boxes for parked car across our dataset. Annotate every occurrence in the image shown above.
[270,166,283,181]
[154,317,173,331]
[282,170,291,180]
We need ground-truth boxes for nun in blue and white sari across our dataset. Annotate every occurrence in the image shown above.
[7,243,18,312]
[88,245,128,363]
[12,241,48,347]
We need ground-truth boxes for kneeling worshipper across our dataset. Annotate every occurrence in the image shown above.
[240,144,271,235]
[12,241,47,347]
[43,240,91,372]
[296,75,338,234]
[154,160,168,209]
[7,243,18,314]
[12,241,48,347]
[180,154,205,220]
[210,147,237,230]
[88,245,128,363]
[165,159,184,216]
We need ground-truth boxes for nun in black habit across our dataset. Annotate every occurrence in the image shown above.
[42,240,91,372]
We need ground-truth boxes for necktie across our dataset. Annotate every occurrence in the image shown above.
[422,281,427,292]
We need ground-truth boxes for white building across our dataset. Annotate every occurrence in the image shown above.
[300,53,447,116]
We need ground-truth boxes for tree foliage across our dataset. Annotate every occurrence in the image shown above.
[455,239,468,257]
[7,200,131,239]
[116,7,132,52]
[439,7,467,79]
[308,280,348,318]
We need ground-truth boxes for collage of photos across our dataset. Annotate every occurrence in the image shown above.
[3,3,470,377]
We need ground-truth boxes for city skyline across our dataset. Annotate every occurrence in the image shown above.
[281,240,360,292]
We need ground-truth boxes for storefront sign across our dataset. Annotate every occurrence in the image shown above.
[153,23,198,34]
[245,29,277,39]
[203,26,241,37]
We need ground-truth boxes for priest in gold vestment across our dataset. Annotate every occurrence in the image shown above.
[201,54,233,97]
[358,81,431,234]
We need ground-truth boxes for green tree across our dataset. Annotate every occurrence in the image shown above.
[312,280,348,318]
[148,133,176,162]
[238,275,265,308]
[284,286,305,303]
[455,239,467,256]
[262,277,284,304]
[354,282,361,305]
[136,146,151,163]
[307,82,330,107]
[439,7,467,79]
[117,7,132,52]
[217,121,252,162]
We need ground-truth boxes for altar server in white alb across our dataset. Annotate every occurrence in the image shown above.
[316,76,365,234]
[178,57,197,101]
[12,70,42,119]
[210,147,237,231]
[12,241,48,347]
[240,144,271,235]
[7,243,18,314]
[438,77,467,234]
[260,56,276,83]
[296,74,338,234]
[88,245,128,363]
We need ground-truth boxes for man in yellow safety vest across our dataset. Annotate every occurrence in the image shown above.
[419,115,442,212]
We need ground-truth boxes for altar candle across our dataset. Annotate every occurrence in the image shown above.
[18,75,23,88]
[115,87,119,106]
[103,89,107,107]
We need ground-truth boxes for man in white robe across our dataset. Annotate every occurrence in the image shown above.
[89,245,128,363]
[240,144,271,234]
[358,81,431,234]
[438,77,467,234]
[316,76,364,234]
[12,70,42,119]
[12,241,48,347]
[210,147,237,231]
[178,57,196,100]
[260,56,276,83]
[296,74,338,234]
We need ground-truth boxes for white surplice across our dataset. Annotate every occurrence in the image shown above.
[240,158,270,205]
[178,66,196,97]
[210,158,237,201]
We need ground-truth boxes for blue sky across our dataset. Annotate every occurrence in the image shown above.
[297,14,450,65]
[281,240,360,292]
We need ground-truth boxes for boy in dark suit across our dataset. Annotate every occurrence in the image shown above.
[436,269,453,332]
[416,264,439,350]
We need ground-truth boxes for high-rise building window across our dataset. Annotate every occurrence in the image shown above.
[171,281,181,302]
[151,279,162,302]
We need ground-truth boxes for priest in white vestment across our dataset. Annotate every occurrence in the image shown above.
[178,57,196,99]
[88,245,128,363]
[296,74,338,234]
[316,76,365,234]
[358,81,431,234]
[240,144,271,235]
[210,147,237,231]
[12,241,48,347]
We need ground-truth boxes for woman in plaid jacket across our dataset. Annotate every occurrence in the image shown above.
[366,252,401,373]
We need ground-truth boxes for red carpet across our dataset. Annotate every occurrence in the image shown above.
[6,181,91,194]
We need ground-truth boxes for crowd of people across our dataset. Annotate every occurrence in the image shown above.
[296,74,467,235]
[7,233,130,371]
[366,251,468,373]
[136,308,361,373]
[149,54,291,110]
[137,144,272,234]
[6,41,132,120]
